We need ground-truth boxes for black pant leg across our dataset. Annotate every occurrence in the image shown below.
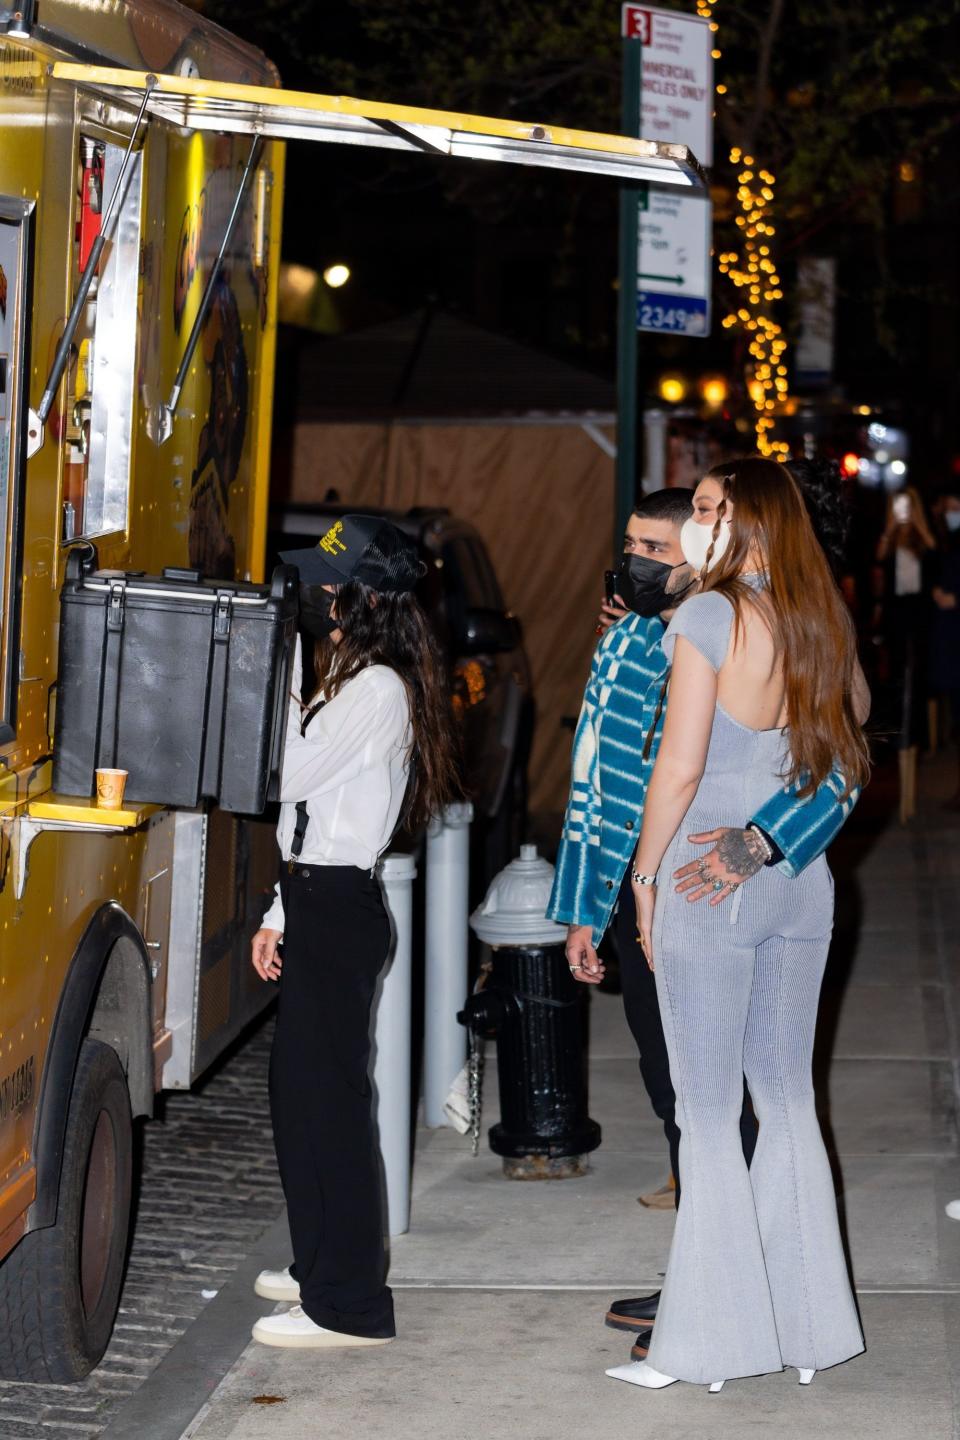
[616,867,683,1201]
[269,866,395,1338]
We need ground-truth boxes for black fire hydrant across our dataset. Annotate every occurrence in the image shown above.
[459,846,601,1178]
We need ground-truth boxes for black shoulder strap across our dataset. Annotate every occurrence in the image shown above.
[290,698,326,860]
[289,698,416,863]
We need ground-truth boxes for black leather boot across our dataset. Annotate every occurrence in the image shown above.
[604,1291,660,1332]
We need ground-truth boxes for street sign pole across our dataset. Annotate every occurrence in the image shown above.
[615,31,643,557]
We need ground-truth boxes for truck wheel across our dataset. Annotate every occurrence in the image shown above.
[0,1039,133,1382]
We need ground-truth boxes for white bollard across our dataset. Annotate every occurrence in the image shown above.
[374,852,417,1236]
[643,407,668,492]
[423,801,474,1128]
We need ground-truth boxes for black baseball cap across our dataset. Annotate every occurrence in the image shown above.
[280,514,424,592]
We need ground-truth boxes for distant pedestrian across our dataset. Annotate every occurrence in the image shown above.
[874,486,935,820]
[928,488,960,807]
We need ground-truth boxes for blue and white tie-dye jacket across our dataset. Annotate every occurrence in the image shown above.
[546,611,859,946]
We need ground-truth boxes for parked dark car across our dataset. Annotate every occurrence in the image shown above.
[267,504,534,889]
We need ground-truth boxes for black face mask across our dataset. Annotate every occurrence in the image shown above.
[616,554,693,618]
[299,586,338,638]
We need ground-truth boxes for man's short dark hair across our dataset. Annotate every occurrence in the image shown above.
[785,458,849,577]
[632,487,695,527]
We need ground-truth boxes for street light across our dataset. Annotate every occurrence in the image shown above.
[323,263,351,289]
[700,376,728,409]
[658,374,688,404]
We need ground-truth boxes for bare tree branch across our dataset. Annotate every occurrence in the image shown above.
[743,0,787,155]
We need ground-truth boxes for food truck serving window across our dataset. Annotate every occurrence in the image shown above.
[49,64,706,190]
[0,199,32,742]
[62,136,142,543]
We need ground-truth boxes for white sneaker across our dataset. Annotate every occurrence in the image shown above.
[252,1306,394,1349]
[254,1266,300,1302]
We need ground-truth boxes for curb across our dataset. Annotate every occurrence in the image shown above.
[98,1211,289,1440]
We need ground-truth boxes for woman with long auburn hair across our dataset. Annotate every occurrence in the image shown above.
[248,515,459,1352]
[610,458,870,1393]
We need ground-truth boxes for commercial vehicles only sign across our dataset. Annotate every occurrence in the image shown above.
[622,4,714,337]
[622,4,713,170]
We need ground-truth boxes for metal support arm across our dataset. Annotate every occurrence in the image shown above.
[154,136,263,445]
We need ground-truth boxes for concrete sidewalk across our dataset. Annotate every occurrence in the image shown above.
[179,757,960,1440]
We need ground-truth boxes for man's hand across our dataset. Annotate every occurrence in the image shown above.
[566,925,604,985]
[597,594,630,632]
[252,927,283,982]
[672,827,767,905]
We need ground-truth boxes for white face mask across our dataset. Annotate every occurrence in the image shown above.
[680,514,732,572]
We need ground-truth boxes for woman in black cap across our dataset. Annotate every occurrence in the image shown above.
[249,514,459,1349]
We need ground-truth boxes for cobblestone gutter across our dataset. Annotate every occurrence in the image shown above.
[0,1017,283,1440]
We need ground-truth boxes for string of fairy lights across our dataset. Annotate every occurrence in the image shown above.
[695,0,790,459]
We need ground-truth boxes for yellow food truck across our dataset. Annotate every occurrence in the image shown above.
[0,0,702,1381]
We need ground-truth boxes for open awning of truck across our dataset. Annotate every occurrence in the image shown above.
[50,62,706,187]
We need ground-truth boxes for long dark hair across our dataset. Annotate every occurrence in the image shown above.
[699,457,870,797]
[310,580,461,831]
[784,457,850,579]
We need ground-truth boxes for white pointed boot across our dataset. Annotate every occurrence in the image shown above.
[605,1362,725,1393]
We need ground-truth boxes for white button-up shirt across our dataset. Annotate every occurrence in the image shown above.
[261,643,412,933]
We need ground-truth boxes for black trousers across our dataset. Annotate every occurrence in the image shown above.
[270,864,395,1338]
[615,866,758,1208]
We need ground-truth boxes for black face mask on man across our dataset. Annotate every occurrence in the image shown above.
[299,585,339,638]
[616,554,693,618]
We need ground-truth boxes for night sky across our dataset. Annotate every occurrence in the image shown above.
[196,0,960,477]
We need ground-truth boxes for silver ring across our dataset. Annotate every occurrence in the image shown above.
[569,964,582,971]
[729,882,739,893]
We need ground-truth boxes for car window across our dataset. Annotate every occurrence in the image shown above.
[442,536,504,611]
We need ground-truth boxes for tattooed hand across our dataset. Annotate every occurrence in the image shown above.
[672,827,767,906]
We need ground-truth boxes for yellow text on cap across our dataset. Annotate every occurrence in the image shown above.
[320,520,347,555]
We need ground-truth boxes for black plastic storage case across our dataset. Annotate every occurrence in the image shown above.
[53,546,298,812]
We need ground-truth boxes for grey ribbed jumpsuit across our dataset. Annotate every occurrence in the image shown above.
[644,586,864,1384]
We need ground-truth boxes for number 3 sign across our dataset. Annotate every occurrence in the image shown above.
[621,6,652,42]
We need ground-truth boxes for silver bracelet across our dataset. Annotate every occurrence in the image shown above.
[746,824,774,865]
[631,868,658,887]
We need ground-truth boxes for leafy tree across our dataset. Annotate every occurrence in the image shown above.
[196,0,960,427]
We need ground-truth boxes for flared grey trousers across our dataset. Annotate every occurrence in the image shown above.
[645,855,865,1383]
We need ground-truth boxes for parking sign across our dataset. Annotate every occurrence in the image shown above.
[622,4,714,337]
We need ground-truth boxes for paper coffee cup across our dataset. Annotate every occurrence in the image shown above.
[95,768,128,809]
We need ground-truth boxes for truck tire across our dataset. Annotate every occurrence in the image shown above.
[0,1039,133,1382]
